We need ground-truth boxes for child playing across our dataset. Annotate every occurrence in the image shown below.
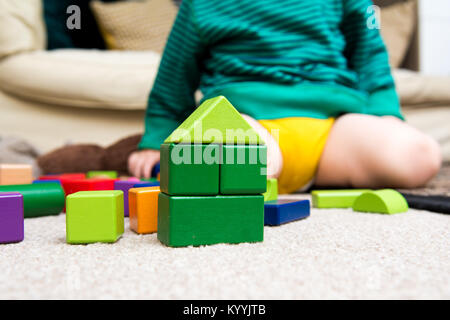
[128,0,441,194]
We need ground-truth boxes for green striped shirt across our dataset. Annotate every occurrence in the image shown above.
[139,0,402,150]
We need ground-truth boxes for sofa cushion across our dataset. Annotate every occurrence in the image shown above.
[90,0,177,53]
[0,0,46,59]
[43,0,117,50]
[379,0,417,68]
[0,49,160,110]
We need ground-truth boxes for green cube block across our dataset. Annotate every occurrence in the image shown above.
[66,191,124,244]
[157,193,264,247]
[263,178,278,202]
[160,143,220,195]
[86,171,118,179]
[311,189,371,208]
[220,145,267,195]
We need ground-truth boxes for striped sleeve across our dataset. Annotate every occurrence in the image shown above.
[139,0,204,150]
[342,0,403,119]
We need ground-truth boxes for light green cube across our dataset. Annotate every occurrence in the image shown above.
[66,191,124,244]
[86,171,118,179]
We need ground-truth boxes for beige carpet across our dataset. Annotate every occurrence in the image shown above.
[1,196,449,300]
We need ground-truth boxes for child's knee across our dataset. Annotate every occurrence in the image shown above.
[387,133,441,188]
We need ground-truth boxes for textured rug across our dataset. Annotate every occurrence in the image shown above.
[1,197,449,300]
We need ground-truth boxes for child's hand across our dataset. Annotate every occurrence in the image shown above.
[128,149,161,179]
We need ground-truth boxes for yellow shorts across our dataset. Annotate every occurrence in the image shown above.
[258,117,335,194]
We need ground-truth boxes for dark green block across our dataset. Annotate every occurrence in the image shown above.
[0,183,65,218]
[160,143,220,195]
[157,193,264,247]
[220,145,267,195]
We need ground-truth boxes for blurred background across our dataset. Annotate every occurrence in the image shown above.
[0,0,449,164]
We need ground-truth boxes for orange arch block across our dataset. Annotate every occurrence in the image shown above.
[129,187,160,234]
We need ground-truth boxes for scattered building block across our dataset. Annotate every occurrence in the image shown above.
[164,96,263,145]
[220,145,267,195]
[129,187,160,234]
[63,178,115,197]
[0,183,65,218]
[263,179,278,202]
[160,143,220,196]
[311,189,370,208]
[352,189,409,214]
[264,199,310,226]
[0,164,33,185]
[158,194,264,247]
[151,163,160,178]
[87,171,118,179]
[0,193,24,243]
[114,180,141,217]
[133,181,160,188]
[66,191,124,244]
[39,173,86,181]
[33,179,61,185]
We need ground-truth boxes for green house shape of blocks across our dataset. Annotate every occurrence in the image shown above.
[66,191,124,244]
[158,96,267,247]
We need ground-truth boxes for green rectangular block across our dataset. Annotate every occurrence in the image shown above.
[86,171,118,179]
[263,178,278,202]
[66,191,124,244]
[311,189,370,208]
[220,145,267,195]
[157,193,264,247]
[160,143,220,196]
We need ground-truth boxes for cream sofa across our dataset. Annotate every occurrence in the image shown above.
[1,0,449,160]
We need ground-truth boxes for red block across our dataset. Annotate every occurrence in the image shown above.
[62,178,116,196]
[39,173,86,181]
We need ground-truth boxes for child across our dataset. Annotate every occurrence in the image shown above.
[129,0,441,194]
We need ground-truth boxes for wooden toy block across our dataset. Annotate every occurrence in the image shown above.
[151,163,160,178]
[129,187,160,234]
[263,179,278,202]
[264,199,310,226]
[133,181,160,188]
[0,164,33,185]
[39,173,86,181]
[352,189,409,214]
[0,183,65,218]
[33,179,61,185]
[66,191,124,244]
[165,96,263,145]
[311,189,370,208]
[0,193,24,243]
[160,143,220,196]
[158,193,264,247]
[220,145,267,195]
[114,180,141,217]
[86,171,118,179]
[62,178,115,197]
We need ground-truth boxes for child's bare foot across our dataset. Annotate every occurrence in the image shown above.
[316,114,442,188]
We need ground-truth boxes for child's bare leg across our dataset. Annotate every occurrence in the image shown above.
[315,114,442,188]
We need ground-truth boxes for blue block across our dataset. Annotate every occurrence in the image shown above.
[33,180,61,185]
[133,181,160,188]
[151,163,160,178]
[264,199,310,226]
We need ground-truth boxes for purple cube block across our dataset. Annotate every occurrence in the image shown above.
[0,192,24,243]
[114,180,140,217]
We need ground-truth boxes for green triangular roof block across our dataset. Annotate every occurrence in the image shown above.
[165,96,264,145]
[352,189,409,214]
